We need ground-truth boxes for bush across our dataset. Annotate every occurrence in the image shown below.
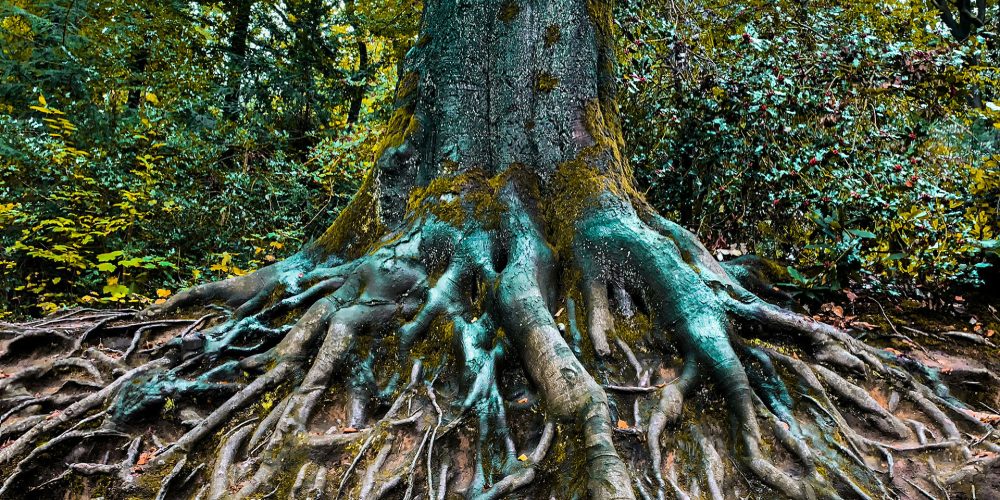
[618,0,1000,294]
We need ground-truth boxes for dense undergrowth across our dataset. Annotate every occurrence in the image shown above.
[620,0,1000,294]
[1,0,998,318]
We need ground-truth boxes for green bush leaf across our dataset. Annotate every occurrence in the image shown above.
[96,251,124,262]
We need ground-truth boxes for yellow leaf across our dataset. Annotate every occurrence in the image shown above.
[107,276,119,286]
[517,454,528,461]
[156,289,172,298]
[145,92,159,105]
[616,419,629,430]
[38,94,46,107]
[154,298,167,305]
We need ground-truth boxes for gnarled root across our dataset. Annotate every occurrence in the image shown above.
[1,187,996,499]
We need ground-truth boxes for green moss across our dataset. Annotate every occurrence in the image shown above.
[536,424,589,499]
[404,165,536,231]
[406,170,483,228]
[536,72,559,92]
[544,25,561,48]
[315,171,387,258]
[410,316,456,368]
[499,1,520,22]
[611,311,651,344]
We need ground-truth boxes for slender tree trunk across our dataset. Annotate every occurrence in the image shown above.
[346,39,368,127]
[224,0,252,119]
[125,47,149,109]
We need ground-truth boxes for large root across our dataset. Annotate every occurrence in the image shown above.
[1,185,997,499]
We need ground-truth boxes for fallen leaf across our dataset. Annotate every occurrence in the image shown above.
[343,427,358,434]
[518,454,528,461]
[517,398,529,404]
[617,419,629,430]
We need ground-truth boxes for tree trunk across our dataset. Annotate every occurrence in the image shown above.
[346,39,368,127]
[223,0,253,119]
[1,1,998,499]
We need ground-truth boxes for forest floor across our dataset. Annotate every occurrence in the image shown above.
[1,282,998,498]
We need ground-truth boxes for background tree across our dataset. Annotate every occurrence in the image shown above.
[1,0,999,499]
[0,0,418,315]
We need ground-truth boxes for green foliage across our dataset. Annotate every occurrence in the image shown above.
[0,0,418,317]
[1,0,996,317]
[617,0,1000,293]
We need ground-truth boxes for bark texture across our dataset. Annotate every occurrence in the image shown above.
[2,0,999,498]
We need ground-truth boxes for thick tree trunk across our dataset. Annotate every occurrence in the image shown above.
[1,0,998,499]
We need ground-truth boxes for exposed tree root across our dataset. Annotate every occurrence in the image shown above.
[1,185,998,499]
